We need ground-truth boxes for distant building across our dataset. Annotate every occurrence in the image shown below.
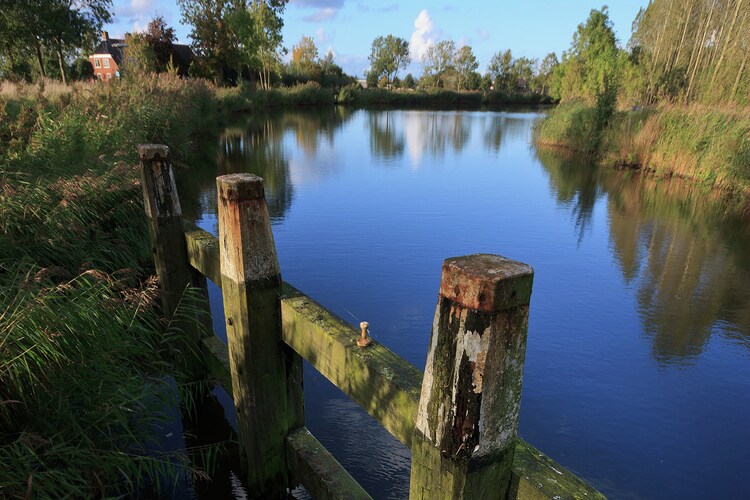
[88,31,194,82]
[89,32,123,82]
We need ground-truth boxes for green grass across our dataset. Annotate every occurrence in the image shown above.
[535,102,750,198]
[0,74,219,498]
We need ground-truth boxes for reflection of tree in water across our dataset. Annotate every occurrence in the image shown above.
[536,148,603,244]
[180,108,355,223]
[368,111,405,160]
[537,147,750,364]
[480,114,530,153]
[395,111,472,165]
[220,119,292,221]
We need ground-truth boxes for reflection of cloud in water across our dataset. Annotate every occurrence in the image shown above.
[404,112,424,168]
[402,111,471,168]
[287,142,339,186]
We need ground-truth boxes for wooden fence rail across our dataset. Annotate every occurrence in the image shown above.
[139,144,604,499]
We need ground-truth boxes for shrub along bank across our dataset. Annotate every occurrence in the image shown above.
[0,75,216,497]
[534,102,750,207]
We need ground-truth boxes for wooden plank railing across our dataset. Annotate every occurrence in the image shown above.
[139,144,605,499]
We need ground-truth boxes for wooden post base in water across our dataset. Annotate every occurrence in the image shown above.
[410,254,534,499]
[217,174,304,497]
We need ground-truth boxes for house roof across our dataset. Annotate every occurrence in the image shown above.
[92,39,126,65]
[91,39,193,69]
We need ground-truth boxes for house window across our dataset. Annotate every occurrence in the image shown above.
[106,73,111,80]
[103,58,110,68]
[97,73,103,80]
[94,59,100,68]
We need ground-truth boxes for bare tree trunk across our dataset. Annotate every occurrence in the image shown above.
[686,1,716,101]
[710,0,744,88]
[56,40,67,85]
[669,0,695,74]
[731,49,748,99]
[34,39,46,78]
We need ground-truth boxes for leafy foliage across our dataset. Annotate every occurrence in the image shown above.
[368,35,410,86]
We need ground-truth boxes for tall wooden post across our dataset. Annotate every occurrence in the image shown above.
[409,254,534,499]
[138,144,208,379]
[217,173,304,497]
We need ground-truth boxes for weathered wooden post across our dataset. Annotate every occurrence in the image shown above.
[138,144,209,378]
[410,254,534,499]
[216,173,304,497]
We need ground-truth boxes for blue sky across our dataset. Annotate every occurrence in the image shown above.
[108,0,646,77]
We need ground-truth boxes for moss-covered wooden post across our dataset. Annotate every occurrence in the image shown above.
[217,173,304,497]
[409,254,534,499]
[138,144,208,378]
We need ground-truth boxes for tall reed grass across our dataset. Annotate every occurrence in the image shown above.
[1,74,219,497]
[534,102,750,200]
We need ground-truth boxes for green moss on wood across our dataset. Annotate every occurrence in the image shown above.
[280,287,422,448]
[286,427,371,500]
[509,439,605,500]
[202,336,232,390]
[183,221,222,287]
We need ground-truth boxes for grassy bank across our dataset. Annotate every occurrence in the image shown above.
[216,82,555,111]
[534,102,750,203]
[1,75,216,497]
[338,86,554,108]
[0,76,554,496]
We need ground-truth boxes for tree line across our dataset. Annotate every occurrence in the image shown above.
[1,0,746,106]
[363,34,559,96]
[546,2,748,107]
[0,0,111,83]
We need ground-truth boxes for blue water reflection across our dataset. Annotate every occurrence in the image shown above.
[177,109,750,499]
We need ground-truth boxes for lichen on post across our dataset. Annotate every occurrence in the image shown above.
[217,173,304,497]
[409,254,534,499]
[138,144,209,379]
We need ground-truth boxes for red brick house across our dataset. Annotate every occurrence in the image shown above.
[88,32,122,82]
[88,31,194,81]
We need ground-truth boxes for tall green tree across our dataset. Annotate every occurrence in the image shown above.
[368,34,410,85]
[556,7,620,103]
[423,39,455,88]
[178,0,241,84]
[0,0,111,83]
[487,49,514,93]
[454,45,478,91]
[144,16,176,72]
[179,0,287,86]
[122,32,157,76]
[630,0,749,104]
[535,52,559,94]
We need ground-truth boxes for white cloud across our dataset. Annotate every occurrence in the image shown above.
[130,0,152,13]
[316,28,329,43]
[303,7,339,22]
[410,10,437,63]
[131,20,148,33]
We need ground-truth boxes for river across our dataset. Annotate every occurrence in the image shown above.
[175,108,750,499]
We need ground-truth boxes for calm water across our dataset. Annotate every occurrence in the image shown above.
[175,108,750,499]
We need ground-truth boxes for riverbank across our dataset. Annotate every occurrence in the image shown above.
[533,102,750,212]
[217,82,554,111]
[0,75,217,497]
